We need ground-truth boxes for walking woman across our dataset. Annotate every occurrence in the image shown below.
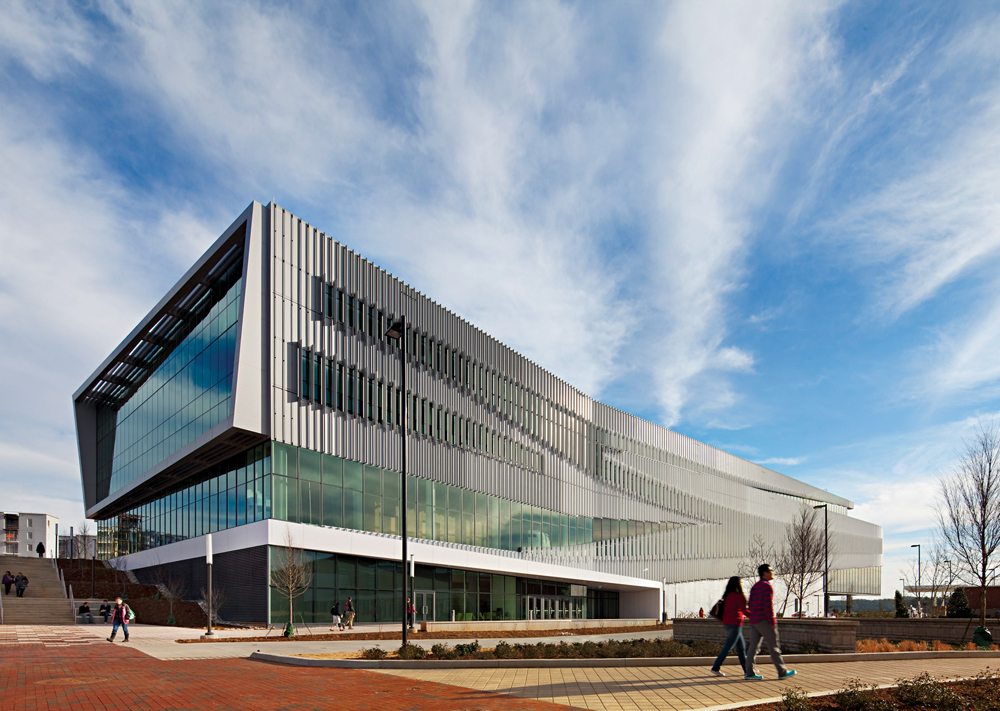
[2,571,12,595]
[710,576,748,676]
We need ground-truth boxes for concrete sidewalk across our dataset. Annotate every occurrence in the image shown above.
[0,623,675,661]
[375,656,1000,711]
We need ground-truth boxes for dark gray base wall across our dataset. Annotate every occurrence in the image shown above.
[132,545,268,624]
[673,618,860,654]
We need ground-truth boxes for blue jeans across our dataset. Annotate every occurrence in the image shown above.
[712,624,747,671]
[112,619,129,638]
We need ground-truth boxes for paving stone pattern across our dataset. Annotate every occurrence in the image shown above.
[377,657,1000,711]
[0,643,578,711]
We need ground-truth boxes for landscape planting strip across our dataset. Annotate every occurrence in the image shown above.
[250,649,1000,670]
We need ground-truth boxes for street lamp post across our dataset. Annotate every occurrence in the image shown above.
[409,554,416,630]
[911,544,921,618]
[813,504,829,616]
[205,533,214,636]
[385,316,409,645]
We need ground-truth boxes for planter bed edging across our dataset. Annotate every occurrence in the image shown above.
[249,649,1000,670]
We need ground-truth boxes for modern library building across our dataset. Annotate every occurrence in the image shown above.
[75,201,883,624]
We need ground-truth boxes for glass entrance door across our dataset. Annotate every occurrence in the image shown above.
[414,590,435,623]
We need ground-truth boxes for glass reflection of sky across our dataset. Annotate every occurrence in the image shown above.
[101,273,242,497]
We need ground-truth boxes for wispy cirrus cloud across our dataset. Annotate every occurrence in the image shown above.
[820,17,1000,403]
[755,456,807,466]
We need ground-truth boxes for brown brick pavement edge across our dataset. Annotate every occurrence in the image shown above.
[0,643,582,711]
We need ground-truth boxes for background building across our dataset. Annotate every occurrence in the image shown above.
[74,202,882,624]
[58,533,97,559]
[1,512,59,557]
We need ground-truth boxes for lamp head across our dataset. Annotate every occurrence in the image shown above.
[386,319,405,340]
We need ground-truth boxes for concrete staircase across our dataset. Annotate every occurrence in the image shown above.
[0,556,74,624]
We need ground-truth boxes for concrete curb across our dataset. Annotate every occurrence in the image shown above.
[250,649,1000,670]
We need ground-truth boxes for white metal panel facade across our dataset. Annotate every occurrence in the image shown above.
[264,203,882,592]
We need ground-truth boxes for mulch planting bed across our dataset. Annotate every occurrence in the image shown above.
[177,622,671,643]
[736,670,1000,711]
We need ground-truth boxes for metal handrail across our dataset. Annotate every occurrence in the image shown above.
[59,569,66,598]
[69,585,75,624]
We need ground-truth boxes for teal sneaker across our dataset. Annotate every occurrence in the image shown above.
[779,670,797,679]
[744,674,763,681]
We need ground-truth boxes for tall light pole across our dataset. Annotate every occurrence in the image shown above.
[911,544,921,618]
[205,533,214,636]
[385,316,409,645]
[813,504,829,617]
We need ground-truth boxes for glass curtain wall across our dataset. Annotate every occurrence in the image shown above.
[270,442,669,553]
[97,443,270,559]
[268,550,597,624]
[96,257,244,499]
[98,440,675,560]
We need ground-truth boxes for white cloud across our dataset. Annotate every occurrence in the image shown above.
[0,100,220,522]
[824,20,1000,402]
[0,0,94,80]
[755,456,806,466]
[640,0,839,426]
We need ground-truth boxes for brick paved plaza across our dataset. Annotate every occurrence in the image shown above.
[0,641,570,711]
[1,625,997,711]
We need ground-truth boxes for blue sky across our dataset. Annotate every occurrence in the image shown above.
[3,1,999,596]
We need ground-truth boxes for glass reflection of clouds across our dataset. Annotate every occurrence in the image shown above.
[97,259,243,498]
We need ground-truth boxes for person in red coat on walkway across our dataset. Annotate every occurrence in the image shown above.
[710,576,748,676]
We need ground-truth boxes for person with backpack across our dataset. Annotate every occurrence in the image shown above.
[329,601,342,632]
[709,576,749,676]
[107,597,132,643]
[744,564,795,680]
[344,597,355,629]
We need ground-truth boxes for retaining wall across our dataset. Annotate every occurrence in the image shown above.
[672,618,859,654]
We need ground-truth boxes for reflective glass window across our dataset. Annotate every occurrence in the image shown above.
[95,257,242,498]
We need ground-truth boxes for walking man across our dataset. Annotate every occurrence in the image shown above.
[107,597,131,643]
[745,564,796,680]
[344,597,355,630]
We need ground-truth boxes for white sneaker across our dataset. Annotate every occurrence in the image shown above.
[711,669,725,677]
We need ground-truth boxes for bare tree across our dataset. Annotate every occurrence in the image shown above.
[163,576,187,625]
[270,530,313,636]
[738,534,780,586]
[780,506,827,616]
[76,520,93,560]
[736,534,790,613]
[199,583,227,625]
[937,420,1000,627]
[109,556,130,598]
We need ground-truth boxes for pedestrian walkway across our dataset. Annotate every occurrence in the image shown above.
[0,643,570,711]
[0,623,675,661]
[377,656,1000,711]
